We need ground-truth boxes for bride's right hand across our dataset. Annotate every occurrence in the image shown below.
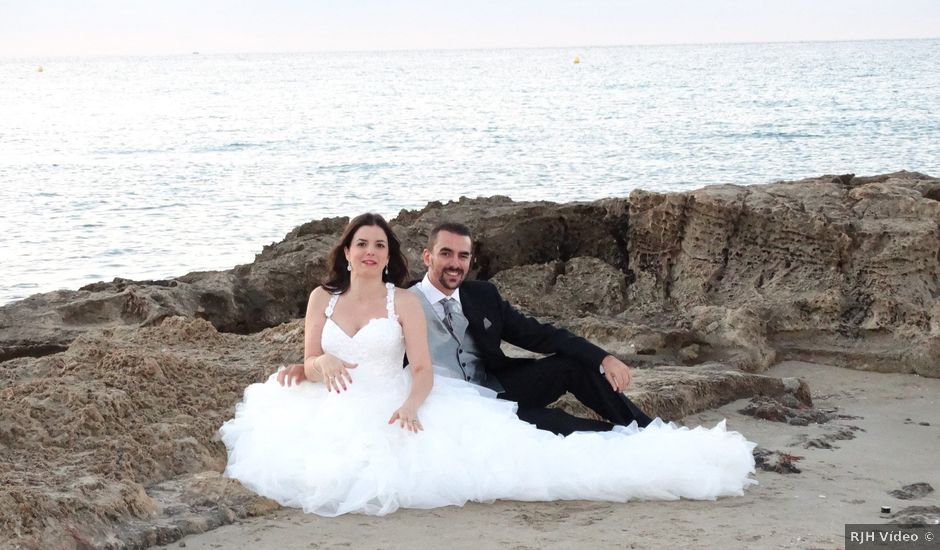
[316,354,358,393]
[277,364,307,387]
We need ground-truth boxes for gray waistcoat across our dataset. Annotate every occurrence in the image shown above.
[408,286,502,392]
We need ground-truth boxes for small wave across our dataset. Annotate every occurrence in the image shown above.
[221,142,261,150]
[191,141,277,154]
[108,202,186,212]
[720,131,824,140]
[10,282,39,289]
[100,248,138,257]
[93,148,174,155]
[317,162,396,174]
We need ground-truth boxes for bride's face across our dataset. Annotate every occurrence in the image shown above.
[344,224,389,276]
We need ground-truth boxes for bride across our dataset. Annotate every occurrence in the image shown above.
[220,213,757,517]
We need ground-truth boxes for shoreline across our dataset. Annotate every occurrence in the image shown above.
[156,361,940,550]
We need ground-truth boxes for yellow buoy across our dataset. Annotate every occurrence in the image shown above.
[573,55,580,64]
[37,65,44,72]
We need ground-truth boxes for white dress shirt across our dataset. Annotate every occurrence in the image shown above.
[418,274,463,321]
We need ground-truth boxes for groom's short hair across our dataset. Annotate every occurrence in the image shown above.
[427,222,472,249]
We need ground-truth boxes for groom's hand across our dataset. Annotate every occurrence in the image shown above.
[601,355,633,392]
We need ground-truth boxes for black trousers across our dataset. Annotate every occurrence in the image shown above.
[494,355,654,436]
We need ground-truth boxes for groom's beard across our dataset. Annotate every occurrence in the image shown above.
[437,268,465,290]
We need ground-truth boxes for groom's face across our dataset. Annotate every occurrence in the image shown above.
[424,230,472,294]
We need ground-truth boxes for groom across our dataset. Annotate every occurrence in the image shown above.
[407,222,652,435]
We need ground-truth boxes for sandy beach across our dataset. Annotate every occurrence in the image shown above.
[155,361,939,550]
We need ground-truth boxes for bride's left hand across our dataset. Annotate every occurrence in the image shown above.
[388,404,423,433]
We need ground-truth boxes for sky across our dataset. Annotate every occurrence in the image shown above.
[1,0,939,57]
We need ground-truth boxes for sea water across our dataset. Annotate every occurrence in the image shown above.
[1,40,937,303]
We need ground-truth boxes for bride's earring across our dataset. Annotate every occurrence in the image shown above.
[384,264,388,276]
[346,264,352,272]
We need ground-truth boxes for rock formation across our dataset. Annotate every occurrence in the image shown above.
[0,317,810,548]
[3,171,938,376]
[1,171,938,548]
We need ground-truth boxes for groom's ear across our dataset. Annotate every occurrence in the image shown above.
[422,248,431,267]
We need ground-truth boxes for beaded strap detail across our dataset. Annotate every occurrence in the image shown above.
[325,293,339,318]
[385,283,398,321]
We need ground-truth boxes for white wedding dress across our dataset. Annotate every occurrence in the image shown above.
[220,284,757,516]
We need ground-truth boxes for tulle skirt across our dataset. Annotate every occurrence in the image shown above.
[220,372,756,516]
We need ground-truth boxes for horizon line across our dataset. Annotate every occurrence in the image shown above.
[3,35,938,61]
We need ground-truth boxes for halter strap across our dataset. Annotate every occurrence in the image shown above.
[385,283,398,321]
[324,292,339,318]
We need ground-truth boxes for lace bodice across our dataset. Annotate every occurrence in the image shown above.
[320,283,406,385]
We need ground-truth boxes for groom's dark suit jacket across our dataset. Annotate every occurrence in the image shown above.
[447,280,609,373]
[409,278,653,433]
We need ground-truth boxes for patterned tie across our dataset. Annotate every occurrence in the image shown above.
[440,297,458,335]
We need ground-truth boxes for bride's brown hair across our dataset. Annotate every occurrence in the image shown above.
[322,213,409,293]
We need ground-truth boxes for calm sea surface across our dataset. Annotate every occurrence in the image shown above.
[1,40,938,304]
